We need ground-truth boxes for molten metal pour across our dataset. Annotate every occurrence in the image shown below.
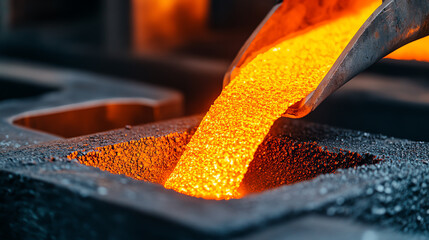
[225,0,429,118]
[165,2,381,199]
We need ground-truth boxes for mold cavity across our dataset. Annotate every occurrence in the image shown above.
[12,99,182,138]
[68,127,379,198]
[0,77,58,101]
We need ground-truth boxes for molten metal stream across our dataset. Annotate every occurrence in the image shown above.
[164,2,381,200]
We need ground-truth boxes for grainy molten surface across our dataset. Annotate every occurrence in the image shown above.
[69,132,193,185]
[163,2,380,199]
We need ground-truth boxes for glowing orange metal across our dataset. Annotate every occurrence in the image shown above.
[164,2,381,200]
[388,36,429,62]
[69,132,194,184]
[128,0,429,200]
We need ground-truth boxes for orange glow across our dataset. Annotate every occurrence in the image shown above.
[132,0,209,52]
[164,2,381,200]
[132,0,429,60]
[234,0,378,71]
[67,122,379,197]
[387,36,429,62]
[69,132,193,184]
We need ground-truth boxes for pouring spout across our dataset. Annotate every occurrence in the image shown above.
[283,0,429,118]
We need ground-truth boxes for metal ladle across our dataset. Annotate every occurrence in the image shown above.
[224,0,429,118]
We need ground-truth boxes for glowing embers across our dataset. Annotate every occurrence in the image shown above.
[164,2,380,200]
[69,132,194,185]
[68,121,379,198]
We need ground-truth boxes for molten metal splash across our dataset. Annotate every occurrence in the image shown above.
[164,2,381,200]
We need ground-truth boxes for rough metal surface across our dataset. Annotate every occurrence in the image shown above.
[240,215,423,240]
[284,0,429,118]
[1,59,429,239]
[0,59,183,151]
[1,115,429,239]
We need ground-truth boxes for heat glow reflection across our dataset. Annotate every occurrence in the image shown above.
[388,36,429,62]
[133,0,209,52]
[164,1,381,200]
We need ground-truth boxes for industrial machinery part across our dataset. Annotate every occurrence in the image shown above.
[224,0,429,118]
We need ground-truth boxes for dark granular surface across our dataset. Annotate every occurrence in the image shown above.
[240,135,379,195]
[318,159,429,234]
[2,116,429,238]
